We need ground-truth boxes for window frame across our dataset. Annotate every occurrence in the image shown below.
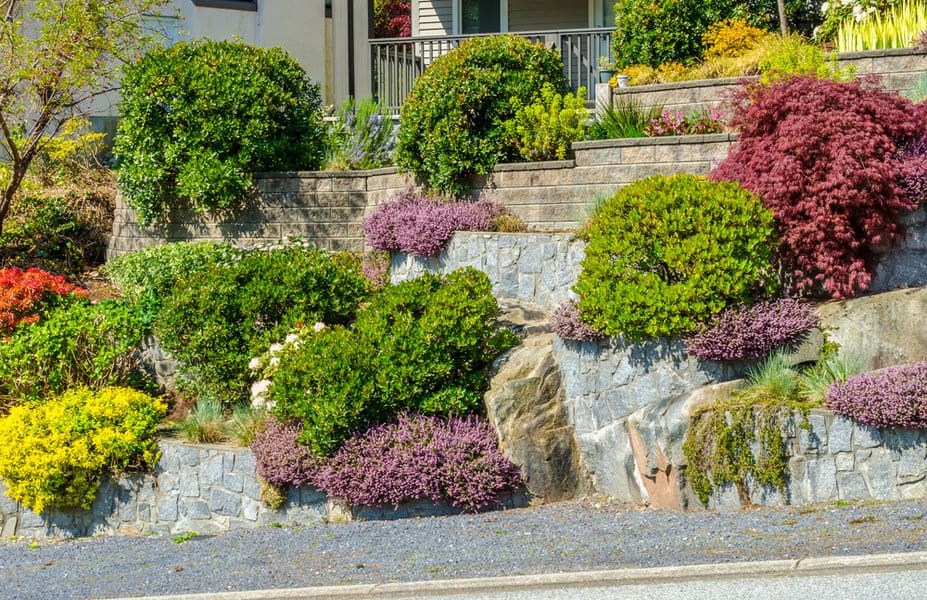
[192,0,257,11]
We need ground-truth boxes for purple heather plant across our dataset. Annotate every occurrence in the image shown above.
[363,188,507,258]
[826,363,927,429]
[361,250,391,290]
[898,133,927,205]
[685,298,819,361]
[550,300,606,342]
[250,417,319,487]
[314,413,522,512]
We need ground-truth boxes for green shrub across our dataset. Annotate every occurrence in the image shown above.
[575,175,777,340]
[154,246,369,406]
[104,241,241,326]
[395,34,567,194]
[0,386,166,514]
[505,84,588,161]
[114,40,326,225]
[0,299,148,402]
[268,268,517,456]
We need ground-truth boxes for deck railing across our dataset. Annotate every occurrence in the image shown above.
[370,28,614,114]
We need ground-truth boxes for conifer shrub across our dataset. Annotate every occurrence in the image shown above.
[395,35,567,194]
[826,363,927,428]
[710,76,927,298]
[0,267,86,333]
[315,413,522,512]
[685,298,819,361]
[115,40,325,225]
[363,188,509,258]
[0,387,166,514]
[574,174,777,340]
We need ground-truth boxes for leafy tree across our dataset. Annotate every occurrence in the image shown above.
[0,0,168,234]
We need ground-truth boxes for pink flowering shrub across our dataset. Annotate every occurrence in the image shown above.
[898,133,927,205]
[826,364,927,429]
[250,417,319,487]
[550,300,606,342]
[315,413,522,512]
[685,298,819,361]
[363,188,507,257]
[361,250,391,290]
[645,106,727,137]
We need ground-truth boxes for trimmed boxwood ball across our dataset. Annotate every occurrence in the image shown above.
[395,34,568,195]
[114,40,326,225]
[574,174,777,340]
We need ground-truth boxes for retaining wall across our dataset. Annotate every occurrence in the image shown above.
[608,48,927,115]
[106,135,735,258]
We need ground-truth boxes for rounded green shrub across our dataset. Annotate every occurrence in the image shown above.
[575,174,777,340]
[395,34,567,194]
[154,246,369,405]
[114,40,326,225]
[0,386,166,514]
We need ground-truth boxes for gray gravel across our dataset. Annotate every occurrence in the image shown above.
[2,496,927,599]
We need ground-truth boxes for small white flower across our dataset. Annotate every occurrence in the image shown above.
[269,356,280,368]
[821,1,829,13]
[248,357,262,371]
[250,379,272,409]
[269,343,284,355]
[313,322,326,332]
[285,333,300,345]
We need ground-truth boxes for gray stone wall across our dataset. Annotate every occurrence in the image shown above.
[107,136,735,259]
[609,48,927,116]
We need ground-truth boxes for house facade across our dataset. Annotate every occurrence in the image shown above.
[412,0,615,36]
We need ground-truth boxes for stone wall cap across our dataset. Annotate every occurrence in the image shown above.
[612,76,752,95]
[253,166,400,179]
[574,133,736,150]
[838,48,924,60]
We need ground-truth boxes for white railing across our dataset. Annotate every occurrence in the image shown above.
[370,28,614,114]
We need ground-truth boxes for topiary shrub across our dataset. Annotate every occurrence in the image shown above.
[0,266,86,333]
[685,298,819,361]
[505,84,587,162]
[0,299,148,402]
[574,174,777,340]
[0,386,166,514]
[268,268,517,456]
[363,188,508,258]
[114,40,326,225]
[315,413,522,512]
[710,75,927,298]
[154,246,369,405]
[826,363,927,428]
[395,34,567,194]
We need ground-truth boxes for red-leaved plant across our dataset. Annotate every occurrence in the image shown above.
[710,76,927,299]
[0,267,86,334]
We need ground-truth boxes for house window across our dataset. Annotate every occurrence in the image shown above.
[192,0,257,10]
[461,0,501,34]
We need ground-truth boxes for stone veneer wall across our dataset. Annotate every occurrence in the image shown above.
[106,135,735,259]
[609,48,927,116]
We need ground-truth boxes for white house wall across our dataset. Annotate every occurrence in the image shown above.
[414,0,454,36]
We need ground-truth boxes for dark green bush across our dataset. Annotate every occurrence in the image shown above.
[154,247,369,405]
[575,174,777,340]
[395,34,567,194]
[114,40,326,225]
[269,268,517,456]
[0,299,148,402]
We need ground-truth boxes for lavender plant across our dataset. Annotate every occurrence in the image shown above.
[685,298,819,361]
[550,300,606,342]
[314,413,522,512]
[325,96,395,170]
[250,417,319,487]
[363,188,508,258]
[826,363,927,428]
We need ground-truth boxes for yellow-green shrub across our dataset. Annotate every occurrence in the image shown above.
[702,18,772,59]
[505,84,588,161]
[0,387,166,514]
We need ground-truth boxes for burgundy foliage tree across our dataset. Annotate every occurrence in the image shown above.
[710,75,927,299]
[374,1,411,38]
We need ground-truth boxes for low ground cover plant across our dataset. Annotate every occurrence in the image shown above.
[645,106,728,136]
[711,75,927,298]
[115,40,326,225]
[0,386,165,514]
[827,363,927,428]
[396,34,567,194]
[363,189,511,258]
[575,174,777,340]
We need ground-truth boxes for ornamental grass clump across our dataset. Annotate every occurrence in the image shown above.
[550,300,606,343]
[363,188,508,258]
[685,298,819,361]
[315,413,522,512]
[711,75,927,298]
[826,363,927,428]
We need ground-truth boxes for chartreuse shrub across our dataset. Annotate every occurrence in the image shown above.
[0,387,166,514]
[0,266,86,333]
[115,40,326,225]
[711,76,927,298]
[396,34,567,194]
[756,33,854,83]
[505,84,588,162]
[0,299,148,402]
[154,246,369,406]
[574,174,777,340]
[268,268,517,456]
[103,241,241,326]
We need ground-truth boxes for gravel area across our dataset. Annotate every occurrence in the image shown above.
[2,496,927,599]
